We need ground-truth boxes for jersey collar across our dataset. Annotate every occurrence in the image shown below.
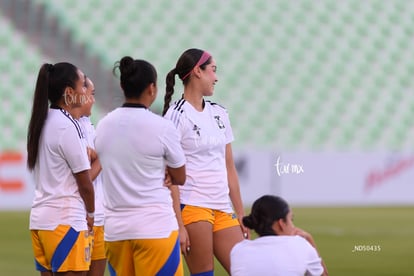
[122,103,147,109]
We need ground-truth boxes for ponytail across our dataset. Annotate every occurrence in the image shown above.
[163,49,213,116]
[114,56,157,99]
[243,195,290,237]
[163,68,177,116]
[27,62,79,170]
[27,64,51,170]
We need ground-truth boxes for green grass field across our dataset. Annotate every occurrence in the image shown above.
[1,207,413,275]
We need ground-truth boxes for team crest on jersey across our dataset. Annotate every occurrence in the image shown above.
[193,124,201,136]
[214,116,225,129]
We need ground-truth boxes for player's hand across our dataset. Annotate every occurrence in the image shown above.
[164,170,173,187]
[87,147,98,163]
[179,226,191,256]
[293,227,316,247]
[239,217,251,239]
[86,216,94,234]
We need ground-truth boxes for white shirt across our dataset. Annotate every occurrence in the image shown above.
[79,116,104,226]
[30,108,91,232]
[164,99,234,212]
[95,105,186,241]
[231,236,324,276]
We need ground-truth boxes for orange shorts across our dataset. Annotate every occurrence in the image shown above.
[181,205,240,232]
[105,230,183,276]
[31,225,91,272]
[90,225,106,261]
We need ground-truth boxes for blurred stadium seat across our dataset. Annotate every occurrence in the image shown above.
[0,14,44,150]
[1,0,414,151]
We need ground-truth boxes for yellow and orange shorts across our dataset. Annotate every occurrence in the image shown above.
[105,230,183,276]
[90,225,106,261]
[181,204,240,232]
[31,225,91,273]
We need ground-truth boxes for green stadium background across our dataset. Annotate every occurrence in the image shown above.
[2,0,414,152]
[0,0,414,275]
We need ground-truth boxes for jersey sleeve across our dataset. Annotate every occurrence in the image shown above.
[164,105,185,140]
[162,120,186,168]
[59,125,91,174]
[303,239,324,276]
[218,106,235,144]
[164,106,179,128]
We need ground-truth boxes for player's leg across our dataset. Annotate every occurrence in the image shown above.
[184,221,214,275]
[180,205,215,275]
[212,211,244,273]
[87,260,106,276]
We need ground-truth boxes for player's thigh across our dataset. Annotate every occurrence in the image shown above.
[213,225,244,273]
[87,259,106,276]
[185,221,214,273]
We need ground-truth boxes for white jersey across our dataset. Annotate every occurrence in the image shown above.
[231,235,324,276]
[164,99,234,212]
[30,108,91,232]
[79,116,104,226]
[95,105,186,241]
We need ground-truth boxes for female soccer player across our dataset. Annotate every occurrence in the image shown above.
[27,62,95,276]
[230,195,328,276]
[78,77,106,276]
[163,48,248,275]
[95,56,186,276]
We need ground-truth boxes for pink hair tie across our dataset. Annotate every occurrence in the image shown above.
[181,51,211,80]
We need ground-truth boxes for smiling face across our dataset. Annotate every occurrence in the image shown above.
[63,70,87,108]
[80,77,95,117]
[199,58,218,96]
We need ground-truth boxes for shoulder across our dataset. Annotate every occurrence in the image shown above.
[50,108,84,138]
[96,108,121,125]
[150,110,176,127]
[290,235,317,250]
[205,100,228,112]
[206,100,230,119]
[167,98,186,114]
[164,99,187,123]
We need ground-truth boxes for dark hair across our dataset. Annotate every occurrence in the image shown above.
[27,62,80,170]
[162,48,212,115]
[113,56,157,99]
[243,195,290,237]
